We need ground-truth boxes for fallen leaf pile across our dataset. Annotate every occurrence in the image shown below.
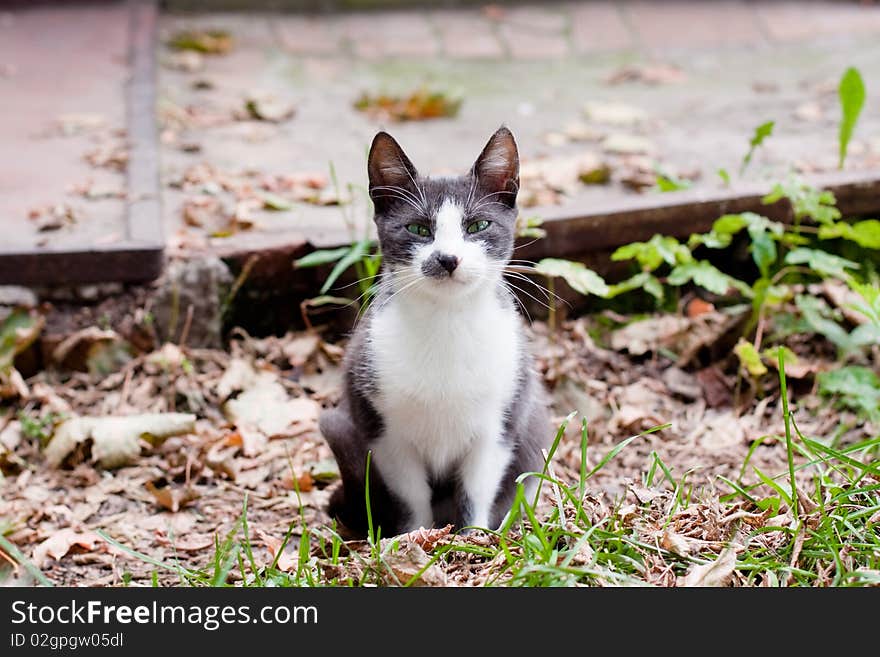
[171,163,339,237]
[354,88,462,122]
[0,296,869,587]
[167,29,234,55]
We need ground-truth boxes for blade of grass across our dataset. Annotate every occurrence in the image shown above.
[0,533,54,587]
[777,347,799,518]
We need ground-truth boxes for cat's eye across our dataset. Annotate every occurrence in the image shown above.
[405,223,431,237]
[466,219,491,234]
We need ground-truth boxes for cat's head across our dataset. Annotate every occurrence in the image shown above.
[367,127,519,299]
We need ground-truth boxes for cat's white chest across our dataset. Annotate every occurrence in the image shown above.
[369,293,521,474]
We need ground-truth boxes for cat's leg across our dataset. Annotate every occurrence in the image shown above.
[371,436,433,531]
[459,421,513,530]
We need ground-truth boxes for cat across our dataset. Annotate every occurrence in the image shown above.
[320,126,549,538]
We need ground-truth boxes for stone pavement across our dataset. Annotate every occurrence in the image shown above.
[271,2,880,59]
[0,3,130,254]
[3,1,880,288]
[159,1,880,265]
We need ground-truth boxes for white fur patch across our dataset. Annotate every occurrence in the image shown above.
[368,258,522,530]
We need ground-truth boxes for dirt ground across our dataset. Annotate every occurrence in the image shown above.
[1,301,869,586]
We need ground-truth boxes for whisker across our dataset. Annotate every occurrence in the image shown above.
[371,184,422,207]
[396,156,428,211]
[370,190,423,213]
[500,281,532,323]
[501,279,555,312]
[512,237,542,252]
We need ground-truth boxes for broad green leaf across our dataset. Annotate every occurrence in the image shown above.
[851,322,880,348]
[698,213,783,268]
[655,173,691,192]
[795,294,853,353]
[838,67,866,169]
[734,339,767,377]
[605,271,665,303]
[711,213,749,236]
[516,214,546,239]
[643,275,665,304]
[750,232,776,278]
[536,258,609,297]
[611,235,690,271]
[0,309,44,372]
[818,366,880,422]
[740,120,774,174]
[260,192,294,211]
[847,279,880,326]
[818,219,880,249]
[717,168,731,186]
[668,260,750,297]
[763,179,840,225]
[321,239,372,294]
[688,230,731,250]
[294,246,351,269]
[784,247,859,279]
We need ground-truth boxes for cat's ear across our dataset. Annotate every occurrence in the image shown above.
[368,132,419,213]
[471,126,519,208]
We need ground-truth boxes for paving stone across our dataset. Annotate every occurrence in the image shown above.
[497,6,571,58]
[624,1,765,50]
[756,1,880,42]
[338,11,439,58]
[431,9,505,58]
[275,14,342,56]
[570,2,634,53]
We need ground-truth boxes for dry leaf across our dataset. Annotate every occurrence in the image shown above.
[583,101,647,126]
[354,88,461,123]
[51,327,120,367]
[224,373,319,439]
[259,530,296,572]
[242,94,295,123]
[164,51,204,72]
[401,524,453,552]
[283,333,321,368]
[145,480,199,512]
[680,546,737,587]
[84,142,128,171]
[52,113,106,136]
[686,297,716,318]
[602,133,656,155]
[661,529,694,556]
[28,204,78,232]
[32,528,102,567]
[0,420,22,452]
[168,29,233,55]
[611,315,691,356]
[45,413,196,468]
[382,543,447,586]
[216,357,260,398]
[794,101,823,122]
[605,63,687,86]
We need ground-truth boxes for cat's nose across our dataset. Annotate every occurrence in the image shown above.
[436,253,460,274]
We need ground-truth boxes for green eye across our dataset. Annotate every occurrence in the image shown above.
[467,219,491,234]
[406,223,431,237]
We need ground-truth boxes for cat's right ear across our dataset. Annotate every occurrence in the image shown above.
[368,132,419,214]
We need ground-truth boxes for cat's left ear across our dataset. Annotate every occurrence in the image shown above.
[471,126,519,208]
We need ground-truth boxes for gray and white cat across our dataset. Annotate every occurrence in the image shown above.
[320,127,549,537]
